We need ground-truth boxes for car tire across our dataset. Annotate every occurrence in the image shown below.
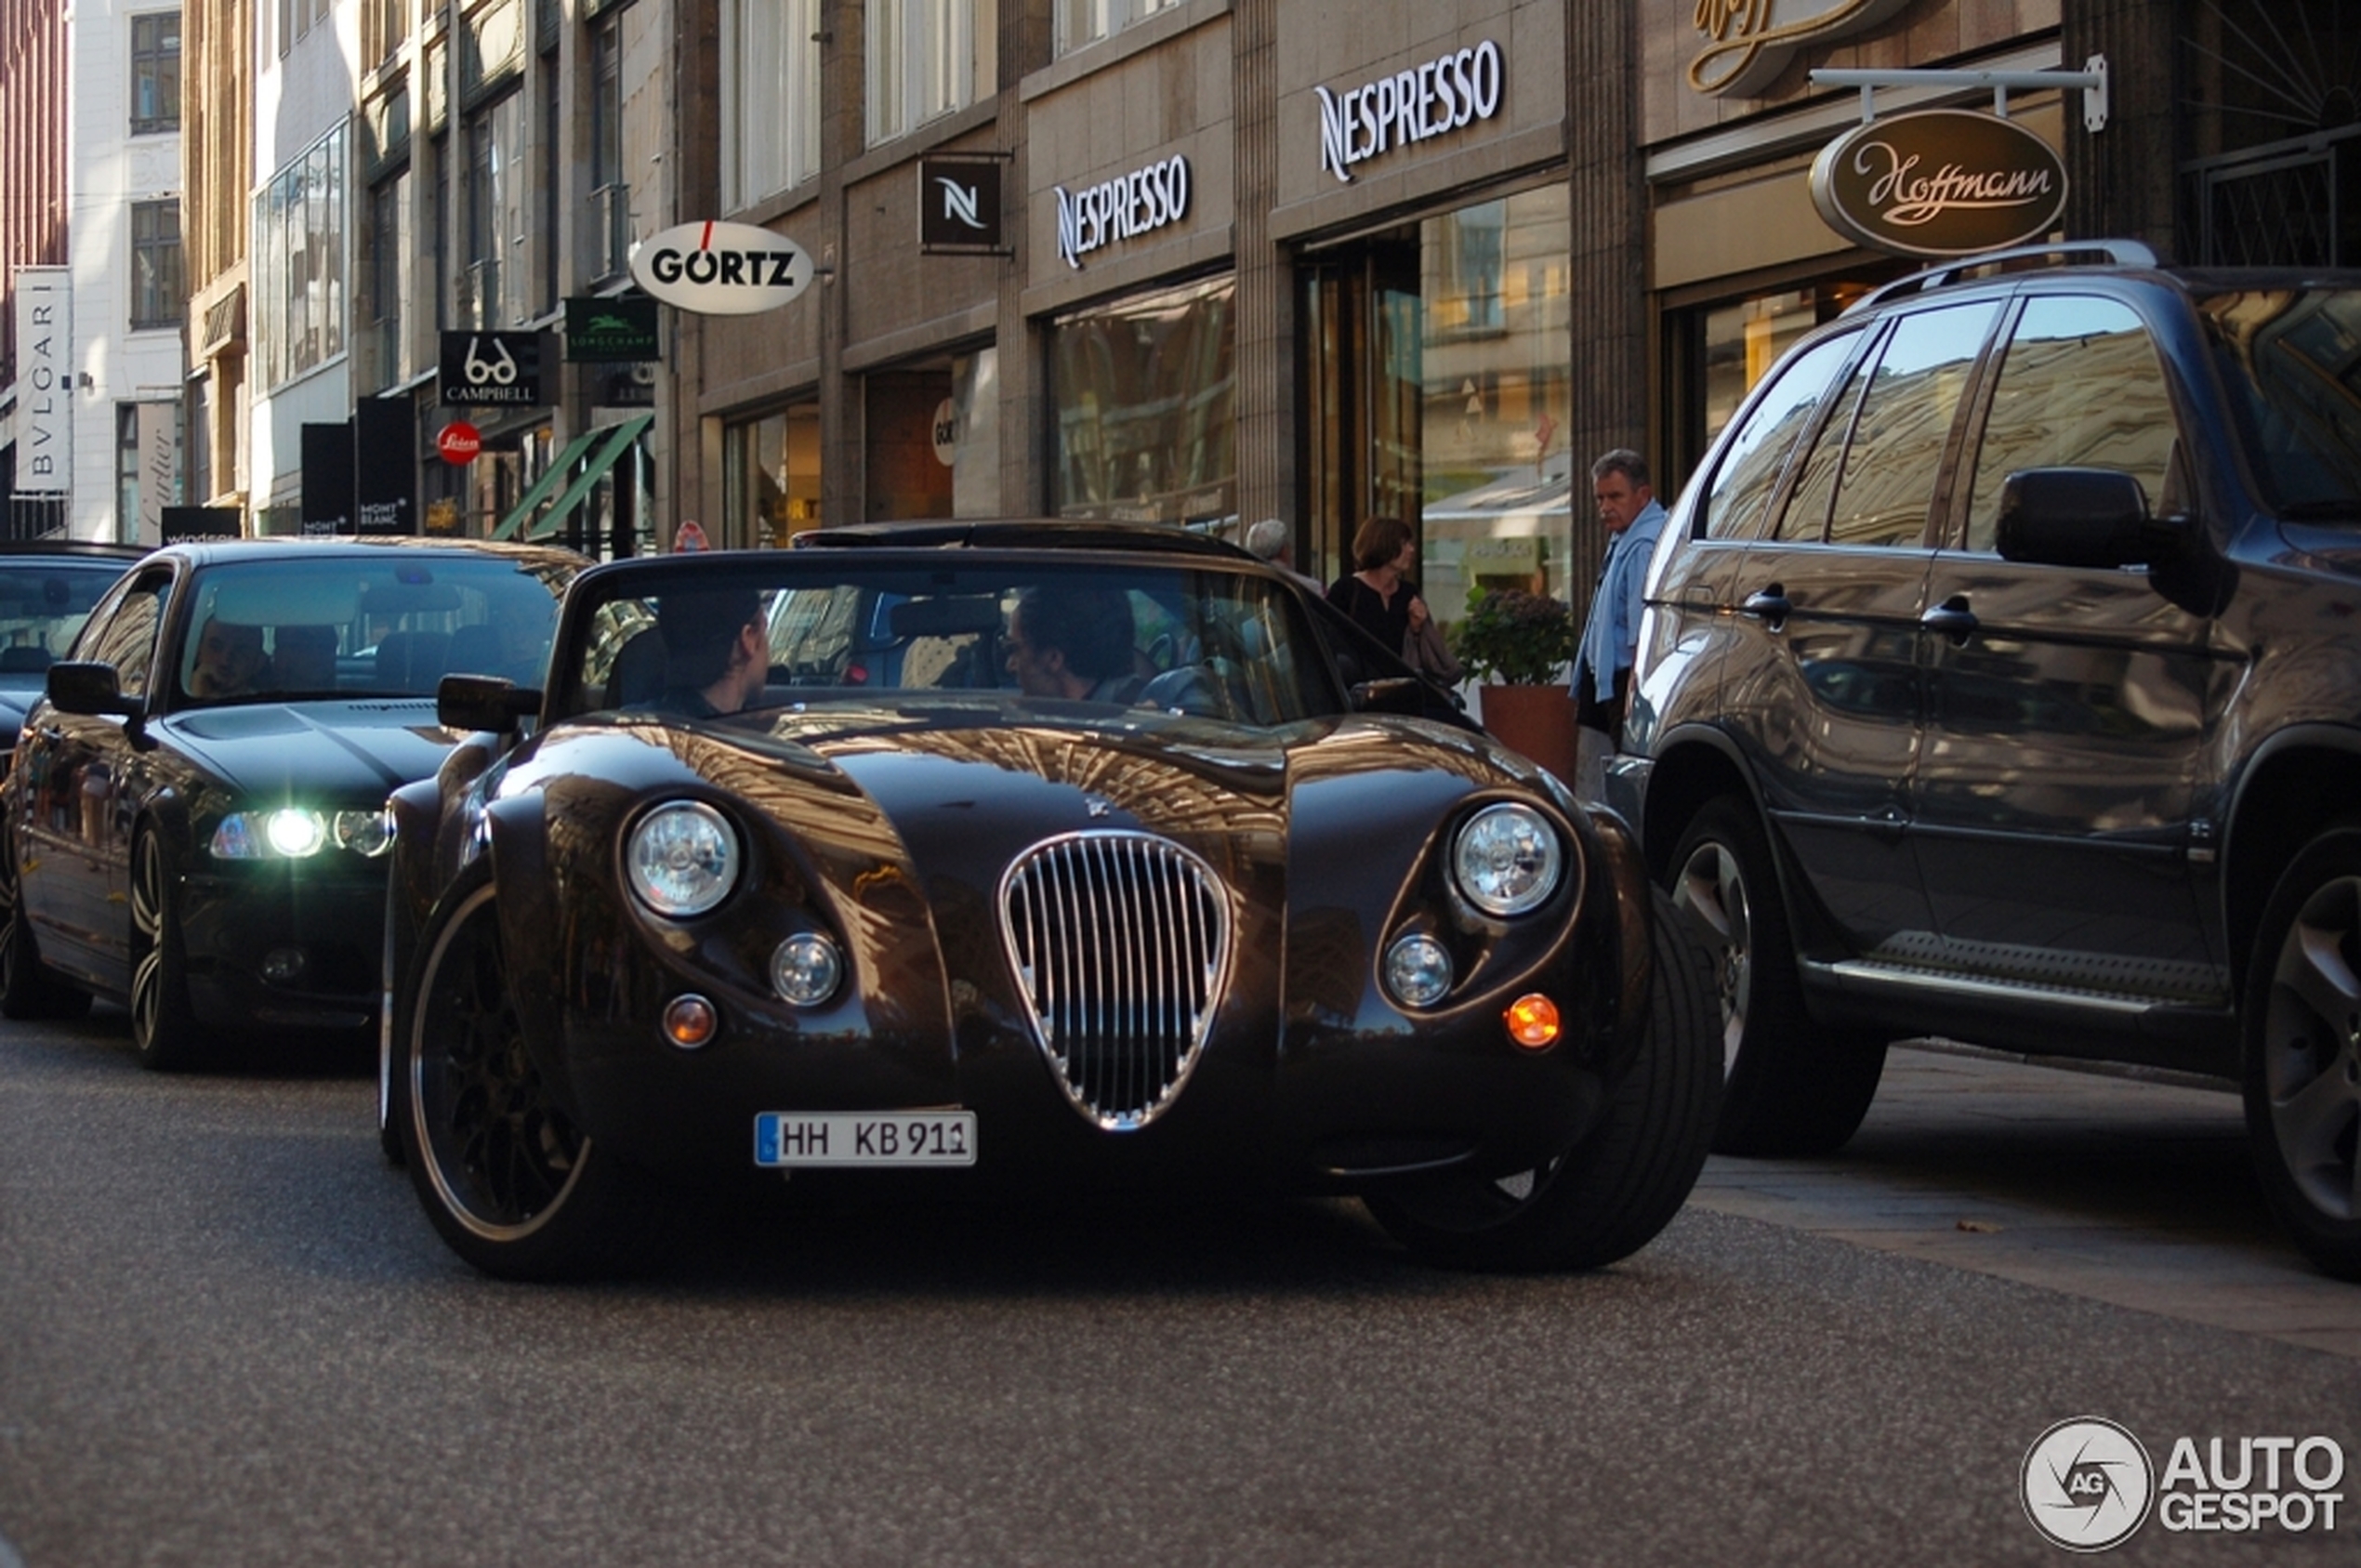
[402,867,667,1281]
[130,826,208,1070]
[1364,889,1721,1271]
[0,822,92,1021]
[2242,824,2361,1281]
[1668,797,1885,1156]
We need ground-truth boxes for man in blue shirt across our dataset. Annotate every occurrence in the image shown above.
[1573,449,1667,794]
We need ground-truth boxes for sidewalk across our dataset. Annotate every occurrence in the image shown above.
[1686,1041,2361,1359]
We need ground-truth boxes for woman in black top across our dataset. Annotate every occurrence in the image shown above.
[1326,515,1429,655]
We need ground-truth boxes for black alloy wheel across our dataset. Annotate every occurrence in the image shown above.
[129,827,206,1070]
[0,820,91,1021]
[2244,825,2361,1280]
[1363,890,1721,1271]
[1668,797,1885,1156]
[403,870,665,1280]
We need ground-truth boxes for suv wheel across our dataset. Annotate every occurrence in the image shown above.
[1669,797,1885,1156]
[2244,826,2361,1280]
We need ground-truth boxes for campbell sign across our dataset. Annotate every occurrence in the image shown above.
[629,219,815,314]
[1810,109,2069,258]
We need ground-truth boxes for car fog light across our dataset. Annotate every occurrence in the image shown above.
[1505,994,1561,1050]
[772,932,844,1007]
[662,995,719,1049]
[259,947,306,983]
[1384,933,1454,1008]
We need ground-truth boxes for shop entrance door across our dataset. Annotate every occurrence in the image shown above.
[1300,233,1423,586]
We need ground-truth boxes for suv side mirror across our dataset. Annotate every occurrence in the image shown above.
[46,661,144,724]
[1996,468,2161,569]
[437,673,540,735]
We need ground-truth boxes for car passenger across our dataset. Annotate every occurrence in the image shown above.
[270,625,340,694]
[1006,586,1144,704]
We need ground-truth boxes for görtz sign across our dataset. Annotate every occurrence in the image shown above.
[1316,39,1503,185]
[1055,155,1191,270]
[1810,109,2069,258]
[629,219,816,314]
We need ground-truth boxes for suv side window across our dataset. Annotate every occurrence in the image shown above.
[1960,296,2179,553]
[1825,301,2000,548]
[1700,329,1864,541]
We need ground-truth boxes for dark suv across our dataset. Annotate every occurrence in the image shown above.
[1612,241,2361,1278]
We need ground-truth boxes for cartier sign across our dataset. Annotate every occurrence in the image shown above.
[1690,0,1913,98]
[1810,110,2069,258]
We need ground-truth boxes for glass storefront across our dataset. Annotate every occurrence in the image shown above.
[723,402,821,546]
[1301,183,1571,631]
[1049,273,1235,526]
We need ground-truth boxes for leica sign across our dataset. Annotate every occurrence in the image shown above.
[1811,109,2069,257]
[629,220,816,314]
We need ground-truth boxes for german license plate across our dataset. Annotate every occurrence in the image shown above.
[754,1111,976,1168]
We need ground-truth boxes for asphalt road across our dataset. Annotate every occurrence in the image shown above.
[4,1007,2358,1567]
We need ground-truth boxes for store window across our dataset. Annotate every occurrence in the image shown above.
[726,0,823,205]
[724,403,822,547]
[129,12,180,135]
[1054,0,1178,57]
[1049,273,1235,526]
[867,0,994,147]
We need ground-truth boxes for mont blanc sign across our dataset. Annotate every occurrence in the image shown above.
[1810,109,2068,258]
[629,220,815,314]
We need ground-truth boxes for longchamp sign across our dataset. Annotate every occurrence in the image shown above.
[1809,109,2068,258]
[1690,0,1914,97]
[629,220,816,314]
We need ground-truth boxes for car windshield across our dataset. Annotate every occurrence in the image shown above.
[558,557,1337,727]
[2201,288,2361,521]
[0,561,125,688]
[176,554,564,706]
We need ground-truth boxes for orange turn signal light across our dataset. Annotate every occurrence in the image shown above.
[1504,993,1561,1050]
[662,994,719,1049]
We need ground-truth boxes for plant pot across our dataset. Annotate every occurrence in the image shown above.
[1477,683,1579,785]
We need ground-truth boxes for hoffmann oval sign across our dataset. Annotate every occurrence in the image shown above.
[629,220,816,314]
[1810,109,2068,258]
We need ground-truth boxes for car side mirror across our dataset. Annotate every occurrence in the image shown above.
[438,673,540,735]
[46,661,144,725]
[1995,468,2174,570]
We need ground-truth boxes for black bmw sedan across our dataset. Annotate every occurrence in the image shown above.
[0,537,581,1067]
[0,540,149,776]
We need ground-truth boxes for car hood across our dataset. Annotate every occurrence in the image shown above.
[154,699,462,802]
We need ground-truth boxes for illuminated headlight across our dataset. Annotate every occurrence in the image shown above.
[213,809,328,860]
[1384,932,1454,1008]
[771,932,843,1007]
[1451,802,1563,917]
[626,800,740,917]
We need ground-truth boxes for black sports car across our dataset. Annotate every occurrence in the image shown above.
[383,522,1717,1278]
[0,537,582,1065]
[0,540,149,774]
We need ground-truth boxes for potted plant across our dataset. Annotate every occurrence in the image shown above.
[1449,586,1580,784]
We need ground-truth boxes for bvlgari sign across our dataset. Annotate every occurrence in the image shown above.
[1810,109,2068,258]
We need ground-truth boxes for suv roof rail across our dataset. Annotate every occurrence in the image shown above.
[1851,239,2161,313]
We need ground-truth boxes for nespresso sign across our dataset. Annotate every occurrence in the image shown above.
[1055,155,1191,270]
[1810,110,2068,258]
[1316,39,1502,185]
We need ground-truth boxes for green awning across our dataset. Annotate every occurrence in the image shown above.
[489,415,653,542]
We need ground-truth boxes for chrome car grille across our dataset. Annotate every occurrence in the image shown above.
[997,831,1232,1131]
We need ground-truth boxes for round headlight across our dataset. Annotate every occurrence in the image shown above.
[265,809,328,858]
[771,932,844,1007]
[334,809,394,857]
[1452,802,1563,917]
[626,801,741,917]
[1384,932,1454,1008]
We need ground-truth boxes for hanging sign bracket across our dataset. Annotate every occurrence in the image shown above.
[1812,55,2109,133]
